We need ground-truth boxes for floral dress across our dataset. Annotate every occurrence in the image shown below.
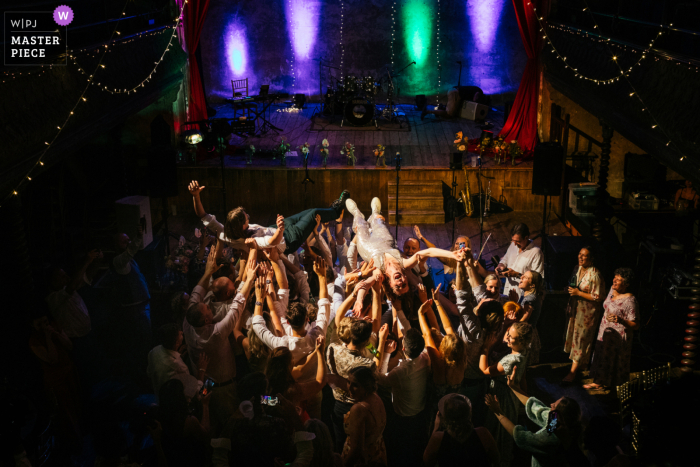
[564,266,605,364]
[590,290,638,388]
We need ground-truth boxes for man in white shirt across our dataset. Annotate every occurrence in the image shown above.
[497,223,544,298]
[184,249,257,428]
[147,323,209,399]
[377,327,431,467]
[252,256,331,418]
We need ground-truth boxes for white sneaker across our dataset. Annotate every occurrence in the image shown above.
[345,198,363,219]
[371,197,382,216]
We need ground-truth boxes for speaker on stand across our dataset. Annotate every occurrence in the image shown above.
[531,142,564,272]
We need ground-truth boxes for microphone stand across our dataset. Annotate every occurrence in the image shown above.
[394,152,402,239]
[477,148,484,250]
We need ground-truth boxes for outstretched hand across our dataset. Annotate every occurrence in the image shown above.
[205,247,223,275]
[413,225,423,240]
[276,215,285,232]
[188,180,205,196]
[432,283,442,302]
[254,276,267,301]
[417,284,428,304]
[485,394,503,415]
[313,256,327,278]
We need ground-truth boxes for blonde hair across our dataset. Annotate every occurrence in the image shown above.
[440,334,467,368]
[249,312,273,360]
[483,274,501,292]
[450,236,472,252]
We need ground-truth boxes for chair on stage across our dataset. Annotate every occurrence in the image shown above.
[231,78,258,118]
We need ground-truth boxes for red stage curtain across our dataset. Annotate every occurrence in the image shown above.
[176,0,211,122]
[498,0,547,152]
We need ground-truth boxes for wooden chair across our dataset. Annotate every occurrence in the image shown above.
[642,361,671,389]
[616,375,642,428]
[231,78,258,118]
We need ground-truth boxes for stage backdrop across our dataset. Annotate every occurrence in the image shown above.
[199,0,527,102]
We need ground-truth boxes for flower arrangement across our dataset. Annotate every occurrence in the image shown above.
[320,139,329,168]
[373,144,386,168]
[453,131,469,153]
[508,140,522,165]
[275,137,291,165]
[341,142,356,166]
[298,142,310,159]
[245,145,256,165]
[164,235,194,274]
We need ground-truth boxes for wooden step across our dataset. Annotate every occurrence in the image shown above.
[388,195,443,210]
[388,210,445,225]
[388,180,443,196]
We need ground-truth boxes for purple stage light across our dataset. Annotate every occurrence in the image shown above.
[286,0,319,61]
[225,19,248,76]
[467,0,505,52]
[466,0,510,94]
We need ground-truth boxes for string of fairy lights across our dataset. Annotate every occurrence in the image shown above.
[288,0,296,94]
[435,0,442,106]
[2,1,188,205]
[529,0,690,162]
[340,0,345,81]
[390,2,396,70]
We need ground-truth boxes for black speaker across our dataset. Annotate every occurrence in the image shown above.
[450,153,463,170]
[532,142,564,196]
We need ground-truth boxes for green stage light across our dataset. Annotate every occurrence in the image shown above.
[403,0,432,68]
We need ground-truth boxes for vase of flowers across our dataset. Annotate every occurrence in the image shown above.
[298,142,310,163]
[320,139,329,168]
[374,144,386,167]
[453,131,470,166]
[276,137,290,165]
[341,142,356,166]
[508,140,522,165]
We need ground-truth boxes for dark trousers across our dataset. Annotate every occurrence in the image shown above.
[274,207,342,254]
[385,409,428,467]
[332,400,354,453]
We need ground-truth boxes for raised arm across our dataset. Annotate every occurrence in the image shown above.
[188,180,207,218]
[414,225,437,249]
[335,293,356,330]
[267,214,285,246]
[405,248,459,270]
[418,299,438,351]
[433,285,455,335]
[370,277,383,335]
[263,247,288,290]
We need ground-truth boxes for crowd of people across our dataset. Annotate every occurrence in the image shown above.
[25,181,639,467]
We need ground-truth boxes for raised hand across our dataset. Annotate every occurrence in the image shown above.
[485,394,502,415]
[506,365,518,389]
[315,335,325,353]
[378,323,389,341]
[87,249,100,262]
[262,246,279,262]
[314,214,322,231]
[276,215,285,232]
[417,283,428,304]
[360,259,376,278]
[254,276,267,301]
[313,256,327,277]
[188,180,205,196]
[246,260,259,281]
[385,339,397,354]
[508,289,519,302]
[418,299,434,314]
[205,247,223,275]
[413,225,423,240]
[198,352,210,372]
[432,283,442,301]
[245,238,259,250]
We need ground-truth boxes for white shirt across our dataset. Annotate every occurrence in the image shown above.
[200,213,286,253]
[191,285,234,323]
[45,287,91,338]
[500,241,544,298]
[377,349,431,417]
[113,233,143,275]
[183,293,246,383]
[147,345,202,399]
[252,297,330,383]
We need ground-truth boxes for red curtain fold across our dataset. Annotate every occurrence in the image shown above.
[176,0,211,122]
[498,0,548,152]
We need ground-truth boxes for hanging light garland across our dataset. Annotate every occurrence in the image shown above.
[390,1,396,70]
[529,0,689,163]
[435,0,442,107]
[340,0,345,81]
[532,6,664,85]
[288,0,296,94]
[2,0,188,205]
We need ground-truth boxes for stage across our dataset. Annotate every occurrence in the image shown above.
[174,103,558,220]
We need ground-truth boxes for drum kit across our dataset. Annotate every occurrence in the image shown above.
[316,58,414,128]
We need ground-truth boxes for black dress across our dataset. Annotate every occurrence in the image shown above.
[438,430,490,467]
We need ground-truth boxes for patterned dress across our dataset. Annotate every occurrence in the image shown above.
[590,290,638,388]
[564,266,605,364]
[342,398,387,465]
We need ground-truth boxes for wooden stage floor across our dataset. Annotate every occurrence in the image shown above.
[195,102,531,170]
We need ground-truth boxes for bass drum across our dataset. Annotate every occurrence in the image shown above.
[344,98,375,127]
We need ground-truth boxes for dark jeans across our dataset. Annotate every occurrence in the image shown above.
[273,207,342,254]
[332,400,354,453]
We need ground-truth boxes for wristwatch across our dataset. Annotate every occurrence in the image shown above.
[255,301,263,306]
[357,271,363,280]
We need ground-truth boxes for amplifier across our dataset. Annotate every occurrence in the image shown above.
[230,119,255,133]
[461,101,489,121]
